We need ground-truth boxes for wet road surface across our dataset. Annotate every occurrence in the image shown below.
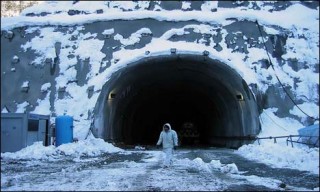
[1,148,319,191]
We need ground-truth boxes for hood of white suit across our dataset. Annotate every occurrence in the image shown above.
[163,123,171,130]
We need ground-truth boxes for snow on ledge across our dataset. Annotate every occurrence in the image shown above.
[87,39,261,92]
[1,4,319,33]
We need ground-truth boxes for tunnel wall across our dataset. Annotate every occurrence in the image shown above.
[1,1,319,143]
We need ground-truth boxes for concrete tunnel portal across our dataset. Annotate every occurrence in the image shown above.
[92,54,261,149]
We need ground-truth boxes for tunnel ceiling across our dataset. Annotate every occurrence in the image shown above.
[92,54,261,148]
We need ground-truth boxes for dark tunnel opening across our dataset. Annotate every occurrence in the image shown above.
[92,54,261,149]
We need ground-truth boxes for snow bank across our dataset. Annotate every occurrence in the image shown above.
[237,143,319,174]
[239,107,319,175]
[1,138,123,160]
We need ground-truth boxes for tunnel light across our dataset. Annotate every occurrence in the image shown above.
[236,94,244,101]
[109,93,116,99]
[170,48,177,54]
[203,50,209,56]
[104,34,111,39]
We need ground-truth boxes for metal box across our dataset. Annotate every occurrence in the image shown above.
[1,113,51,153]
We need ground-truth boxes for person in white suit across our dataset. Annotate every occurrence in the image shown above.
[156,123,179,168]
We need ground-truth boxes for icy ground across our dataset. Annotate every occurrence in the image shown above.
[1,145,319,191]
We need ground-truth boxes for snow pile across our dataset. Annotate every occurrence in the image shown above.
[149,151,239,174]
[210,159,239,174]
[237,143,319,174]
[178,157,240,174]
[1,142,55,160]
[56,138,123,156]
[1,138,123,160]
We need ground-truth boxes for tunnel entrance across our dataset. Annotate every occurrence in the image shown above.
[92,54,261,148]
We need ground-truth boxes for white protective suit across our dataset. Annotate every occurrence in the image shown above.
[156,123,178,167]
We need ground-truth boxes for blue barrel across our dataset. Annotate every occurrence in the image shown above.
[55,115,73,146]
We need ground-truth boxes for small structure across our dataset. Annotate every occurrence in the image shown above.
[298,124,319,147]
[1,113,52,152]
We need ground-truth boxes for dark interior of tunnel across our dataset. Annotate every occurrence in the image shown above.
[93,55,261,148]
[121,80,223,146]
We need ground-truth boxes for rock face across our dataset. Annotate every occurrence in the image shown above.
[1,1,319,148]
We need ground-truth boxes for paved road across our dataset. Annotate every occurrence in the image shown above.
[1,148,319,191]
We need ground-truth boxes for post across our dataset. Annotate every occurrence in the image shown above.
[314,137,319,147]
[19,1,22,13]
